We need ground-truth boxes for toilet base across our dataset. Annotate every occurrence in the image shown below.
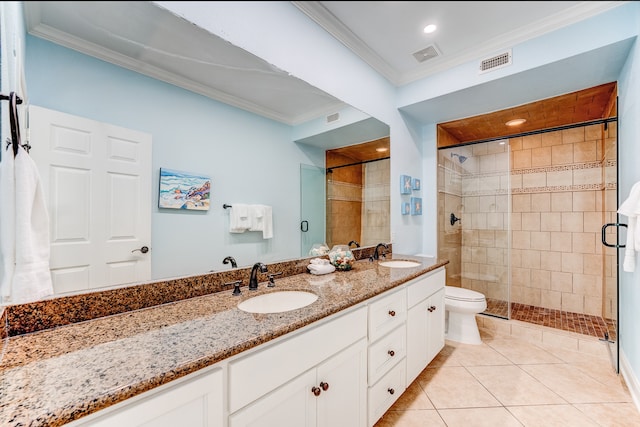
[446,311,482,345]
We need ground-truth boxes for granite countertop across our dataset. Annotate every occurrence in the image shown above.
[0,254,447,426]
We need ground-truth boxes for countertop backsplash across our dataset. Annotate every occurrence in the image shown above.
[2,244,390,337]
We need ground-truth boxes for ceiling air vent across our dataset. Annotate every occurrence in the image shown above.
[479,49,512,74]
[413,44,441,63]
[326,112,340,124]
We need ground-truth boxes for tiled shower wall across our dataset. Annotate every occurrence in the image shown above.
[361,159,390,247]
[327,159,390,249]
[509,124,616,318]
[438,123,617,321]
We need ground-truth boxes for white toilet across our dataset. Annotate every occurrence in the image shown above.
[444,286,487,345]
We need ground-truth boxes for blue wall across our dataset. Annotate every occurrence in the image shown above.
[23,0,640,404]
[618,4,640,404]
[26,36,325,278]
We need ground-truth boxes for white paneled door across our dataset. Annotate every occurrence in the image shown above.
[28,105,152,294]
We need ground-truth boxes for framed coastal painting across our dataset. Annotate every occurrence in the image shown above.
[410,197,422,215]
[400,175,412,194]
[159,168,211,211]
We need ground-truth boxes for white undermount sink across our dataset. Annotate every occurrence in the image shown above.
[378,260,421,268]
[237,291,318,314]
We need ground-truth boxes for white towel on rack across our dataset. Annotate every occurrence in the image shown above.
[0,147,16,301]
[249,204,273,239]
[229,204,251,233]
[0,145,53,304]
[618,181,640,273]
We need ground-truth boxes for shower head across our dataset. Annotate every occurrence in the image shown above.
[451,153,468,164]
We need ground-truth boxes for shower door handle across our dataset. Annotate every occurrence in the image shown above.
[601,223,627,248]
[300,220,309,232]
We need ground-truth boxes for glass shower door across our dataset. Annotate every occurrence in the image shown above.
[438,140,511,318]
[300,164,326,257]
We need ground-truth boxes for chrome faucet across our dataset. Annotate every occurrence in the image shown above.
[372,243,389,260]
[223,256,237,268]
[249,262,268,290]
[348,240,360,248]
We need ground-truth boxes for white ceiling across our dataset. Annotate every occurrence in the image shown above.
[24,1,629,128]
[295,1,623,86]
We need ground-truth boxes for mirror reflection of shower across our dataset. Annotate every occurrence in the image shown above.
[451,153,467,163]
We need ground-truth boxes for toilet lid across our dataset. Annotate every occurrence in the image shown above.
[445,286,486,302]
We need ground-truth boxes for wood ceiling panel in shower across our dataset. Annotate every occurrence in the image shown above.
[437,82,617,148]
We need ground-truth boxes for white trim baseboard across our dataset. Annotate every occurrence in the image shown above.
[620,350,640,414]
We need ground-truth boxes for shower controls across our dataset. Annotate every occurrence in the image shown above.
[450,213,461,226]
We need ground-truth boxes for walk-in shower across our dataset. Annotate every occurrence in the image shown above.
[437,121,618,346]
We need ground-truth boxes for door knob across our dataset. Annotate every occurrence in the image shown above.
[132,246,149,254]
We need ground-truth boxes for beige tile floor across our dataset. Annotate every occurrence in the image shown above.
[375,327,640,427]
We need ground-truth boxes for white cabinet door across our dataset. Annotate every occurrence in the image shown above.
[74,368,223,427]
[406,299,430,384]
[317,338,367,427]
[229,369,317,427]
[406,287,446,384]
[426,287,445,363]
[230,339,367,427]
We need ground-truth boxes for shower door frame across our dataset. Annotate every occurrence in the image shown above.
[437,117,620,373]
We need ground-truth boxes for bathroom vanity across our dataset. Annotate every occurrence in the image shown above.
[0,255,447,426]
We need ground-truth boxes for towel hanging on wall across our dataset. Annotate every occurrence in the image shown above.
[249,204,273,239]
[229,204,251,233]
[227,204,273,239]
[0,91,53,304]
[618,181,640,273]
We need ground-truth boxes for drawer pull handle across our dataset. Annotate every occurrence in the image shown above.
[387,388,395,395]
[430,305,436,312]
[388,350,395,357]
[388,310,396,317]
[320,381,329,391]
[312,386,321,397]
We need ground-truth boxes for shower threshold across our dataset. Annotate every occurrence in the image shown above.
[483,298,616,340]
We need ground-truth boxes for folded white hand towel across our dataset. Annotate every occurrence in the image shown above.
[307,263,336,275]
[249,204,273,239]
[310,258,330,265]
[230,204,251,233]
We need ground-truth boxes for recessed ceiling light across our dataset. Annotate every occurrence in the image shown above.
[376,147,388,152]
[505,118,527,127]
[423,24,437,34]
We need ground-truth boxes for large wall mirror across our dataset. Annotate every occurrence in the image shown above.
[0,2,391,302]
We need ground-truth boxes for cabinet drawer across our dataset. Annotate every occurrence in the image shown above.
[368,288,406,342]
[368,359,406,426]
[368,325,406,384]
[229,306,367,413]
[407,267,445,308]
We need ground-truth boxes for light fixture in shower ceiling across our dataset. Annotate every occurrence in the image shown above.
[506,118,527,127]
